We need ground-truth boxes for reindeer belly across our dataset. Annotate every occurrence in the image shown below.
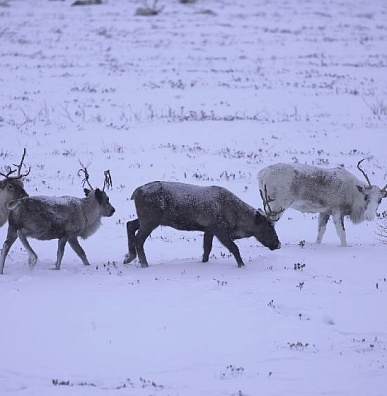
[290,200,329,213]
[20,221,71,240]
[16,208,82,241]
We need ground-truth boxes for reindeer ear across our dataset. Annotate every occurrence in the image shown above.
[84,188,91,196]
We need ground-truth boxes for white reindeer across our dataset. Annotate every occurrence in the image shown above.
[258,160,387,246]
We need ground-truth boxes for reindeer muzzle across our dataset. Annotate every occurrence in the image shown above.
[269,241,281,251]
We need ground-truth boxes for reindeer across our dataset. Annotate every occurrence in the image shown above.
[0,149,30,227]
[258,160,387,246]
[124,181,280,268]
[0,166,115,274]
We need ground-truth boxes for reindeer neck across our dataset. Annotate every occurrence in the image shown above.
[78,194,102,238]
[80,194,101,221]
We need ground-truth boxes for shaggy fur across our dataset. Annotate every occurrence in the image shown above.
[0,188,115,274]
[124,181,280,268]
[258,163,386,246]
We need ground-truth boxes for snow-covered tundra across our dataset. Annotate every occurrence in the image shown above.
[0,174,115,274]
[0,149,30,227]
[124,181,281,268]
[258,160,387,246]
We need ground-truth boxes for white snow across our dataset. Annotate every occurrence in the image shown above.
[0,0,386,395]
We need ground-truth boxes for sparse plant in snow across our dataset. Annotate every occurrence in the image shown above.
[72,0,103,6]
[267,299,275,309]
[294,261,306,270]
[213,278,228,286]
[52,379,73,386]
[363,97,387,118]
[288,341,309,351]
[377,220,387,244]
[135,0,164,16]
[139,377,164,389]
[221,364,245,379]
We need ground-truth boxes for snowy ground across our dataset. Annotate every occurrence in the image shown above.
[0,0,387,395]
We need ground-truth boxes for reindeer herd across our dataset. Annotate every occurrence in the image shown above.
[0,150,386,274]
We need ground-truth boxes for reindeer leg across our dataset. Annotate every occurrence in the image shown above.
[124,219,139,264]
[0,225,18,274]
[68,237,90,266]
[134,225,156,268]
[202,232,214,262]
[316,213,330,244]
[55,237,68,270]
[17,231,38,269]
[134,230,151,268]
[332,213,347,247]
[215,230,245,268]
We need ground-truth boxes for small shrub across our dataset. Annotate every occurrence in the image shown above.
[377,220,387,244]
[221,365,245,379]
[135,0,164,16]
[294,262,306,270]
[288,341,309,351]
[363,97,387,118]
[72,0,102,5]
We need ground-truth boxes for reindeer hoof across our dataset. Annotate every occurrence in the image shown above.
[124,253,137,264]
[28,256,37,269]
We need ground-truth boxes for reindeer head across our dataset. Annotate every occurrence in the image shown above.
[0,149,30,226]
[356,159,386,221]
[78,163,115,217]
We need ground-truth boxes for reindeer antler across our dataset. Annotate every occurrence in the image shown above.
[259,185,284,220]
[78,161,94,190]
[103,170,112,191]
[0,148,30,179]
[357,159,372,187]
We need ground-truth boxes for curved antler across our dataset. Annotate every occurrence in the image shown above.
[78,161,94,190]
[0,148,30,180]
[103,170,112,191]
[357,159,372,187]
[259,185,284,220]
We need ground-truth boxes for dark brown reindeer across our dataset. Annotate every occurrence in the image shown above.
[124,181,281,268]
[0,149,30,227]
[0,166,115,274]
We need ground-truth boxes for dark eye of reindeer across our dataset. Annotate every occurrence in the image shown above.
[378,198,382,204]
[364,195,369,201]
